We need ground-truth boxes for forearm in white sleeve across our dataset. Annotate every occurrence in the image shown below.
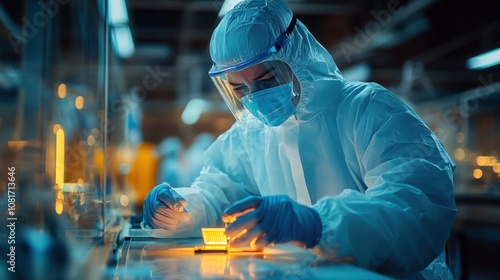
[149,126,259,238]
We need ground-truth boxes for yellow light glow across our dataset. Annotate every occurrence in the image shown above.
[52,124,62,134]
[477,156,498,166]
[473,169,483,179]
[250,237,259,249]
[55,191,64,214]
[57,83,67,98]
[55,200,63,214]
[454,148,465,161]
[493,164,500,173]
[201,254,227,277]
[119,195,130,207]
[456,132,465,143]
[75,96,84,110]
[55,128,65,189]
[94,148,104,186]
[202,228,228,245]
[476,156,486,166]
[489,156,497,166]
[87,135,95,146]
[77,178,84,186]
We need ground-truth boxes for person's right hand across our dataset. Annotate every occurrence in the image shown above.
[142,183,191,229]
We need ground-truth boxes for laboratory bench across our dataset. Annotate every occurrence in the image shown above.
[103,218,392,280]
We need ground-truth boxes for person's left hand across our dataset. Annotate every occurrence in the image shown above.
[222,195,322,249]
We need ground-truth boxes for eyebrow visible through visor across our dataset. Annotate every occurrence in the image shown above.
[228,67,276,86]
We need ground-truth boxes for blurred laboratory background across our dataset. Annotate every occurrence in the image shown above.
[0,0,499,279]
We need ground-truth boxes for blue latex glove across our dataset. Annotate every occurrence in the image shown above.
[142,183,191,229]
[223,195,322,249]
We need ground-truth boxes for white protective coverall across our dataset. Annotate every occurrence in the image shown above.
[145,0,457,278]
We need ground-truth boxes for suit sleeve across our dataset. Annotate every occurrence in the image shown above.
[147,125,260,238]
[310,84,456,277]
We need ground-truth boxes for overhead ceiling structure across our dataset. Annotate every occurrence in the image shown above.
[1,0,499,104]
[123,0,500,103]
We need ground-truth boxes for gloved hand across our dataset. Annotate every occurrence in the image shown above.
[223,195,322,249]
[142,183,191,229]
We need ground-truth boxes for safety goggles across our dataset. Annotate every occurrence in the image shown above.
[209,16,296,77]
[209,16,297,124]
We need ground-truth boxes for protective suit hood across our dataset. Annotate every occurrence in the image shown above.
[210,0,344,122]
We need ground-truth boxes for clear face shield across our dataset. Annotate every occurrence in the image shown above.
[209,16,299,127]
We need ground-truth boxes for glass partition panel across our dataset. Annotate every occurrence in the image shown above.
[0,0,116,278]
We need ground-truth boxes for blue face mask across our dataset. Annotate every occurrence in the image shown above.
[239,82,297,127]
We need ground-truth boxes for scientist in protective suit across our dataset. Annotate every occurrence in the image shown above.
[142,0,456,278]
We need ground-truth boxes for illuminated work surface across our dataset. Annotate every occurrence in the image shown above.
[113,228,391,279]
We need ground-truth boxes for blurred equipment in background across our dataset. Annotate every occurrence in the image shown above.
[156,137,184,187]
[183,133,215,185]
[397,60,436,104]
[156,133,215,188]
[127,142,160,210]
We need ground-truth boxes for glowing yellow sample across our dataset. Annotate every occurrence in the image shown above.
[202,228,228,245]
